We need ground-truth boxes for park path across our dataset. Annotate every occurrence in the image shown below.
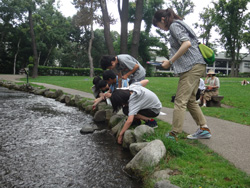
[1,74,250,175]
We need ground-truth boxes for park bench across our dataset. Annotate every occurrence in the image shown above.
[206,95,224,107]
[171,95,224,108]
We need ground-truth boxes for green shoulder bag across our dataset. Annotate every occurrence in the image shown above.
[173,20,215,65]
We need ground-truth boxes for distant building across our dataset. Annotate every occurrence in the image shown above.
[154,52,250,75]
[208,52,250,75]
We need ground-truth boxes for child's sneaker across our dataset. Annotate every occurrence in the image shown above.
[187,127,211,139]
[145,119,158,128]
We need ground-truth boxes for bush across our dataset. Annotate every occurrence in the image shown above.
[216,72,228,77]
[154,71,174,77]
[238,72,250,77]
[27,64,103,76]
[146,65,155,77]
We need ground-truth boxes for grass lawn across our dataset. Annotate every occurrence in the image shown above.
[142,120,250,188]
[23,76,250,125]
[17,75,250,187]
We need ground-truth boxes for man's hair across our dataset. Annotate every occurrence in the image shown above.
[110,89,130,112]
[100,55,116,70]
[98,80,108,90]
[103,70,116,81]
[93,76,102,89]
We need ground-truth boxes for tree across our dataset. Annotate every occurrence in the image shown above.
[35,0,71,66]
[169,0,194,18]
[213,0,250,77]
[195,7,215,46]
[73,0,100,77]
[128,0,164,59]
[99,0,115,55]
[118,0,129,54]
[141,0,164,33]
[130,0,144,58]
[0,0,26,74]
[19,0,44,78]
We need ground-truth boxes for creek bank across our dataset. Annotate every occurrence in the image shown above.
[0,80,180,188]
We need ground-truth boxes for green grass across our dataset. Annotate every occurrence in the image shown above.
[22,76,250,125]
[142,120,250,188]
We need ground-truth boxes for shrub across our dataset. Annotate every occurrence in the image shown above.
[27,64,103,76]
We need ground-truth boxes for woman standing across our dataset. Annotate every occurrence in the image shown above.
[153,8,211,140]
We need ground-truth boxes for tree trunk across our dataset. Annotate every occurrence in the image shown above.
[231,50,236,77]
[99,0,115,55]
[38,51,41,65]
[118,0,128,54]
[28,9,39,78]
[43,46,53,66]
[13,38,21,75]
[88,0,94,78]
[130,0,144,58]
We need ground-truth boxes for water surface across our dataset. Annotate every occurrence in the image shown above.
[0,87,140,188]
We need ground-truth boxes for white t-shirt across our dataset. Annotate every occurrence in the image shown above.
[128,82,162,116]
[199,78,205,90]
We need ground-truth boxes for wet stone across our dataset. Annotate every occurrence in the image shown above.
[80,123,98,134]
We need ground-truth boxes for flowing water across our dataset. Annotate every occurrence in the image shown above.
[0,87,141,188]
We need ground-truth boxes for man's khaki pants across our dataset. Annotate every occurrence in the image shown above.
[172,64,207,133]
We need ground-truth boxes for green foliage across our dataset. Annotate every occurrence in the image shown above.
[145,65,155,77]
[168,0,195,18]
[153,72,174,77]
[239,72,250,77]
[195,7,216,49]
[27,64,103,76]
[128,0,164,33]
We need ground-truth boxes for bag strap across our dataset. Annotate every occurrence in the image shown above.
[171,20,199,43]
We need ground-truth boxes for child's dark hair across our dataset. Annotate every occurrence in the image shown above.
[110,89,130,112]
[98,80,108,90]
[100,55,116,70]
[103,70,116,81]
[93,76,102,89]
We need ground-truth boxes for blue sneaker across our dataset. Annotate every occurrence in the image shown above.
[145,119,158,128]
[165,131,178,141]
[187,127,211,139]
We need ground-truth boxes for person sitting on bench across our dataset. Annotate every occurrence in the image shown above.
[201,70,220,107]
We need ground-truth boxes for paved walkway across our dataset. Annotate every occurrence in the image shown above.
[1,74,250,175]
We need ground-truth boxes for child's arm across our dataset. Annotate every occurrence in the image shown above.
[122,64,139,80]
[140,79,149,87]
[92,97,104,110]
[118,72,122,88]
[117,115,134,144]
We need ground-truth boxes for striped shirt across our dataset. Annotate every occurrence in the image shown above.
[169,20,206,74]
